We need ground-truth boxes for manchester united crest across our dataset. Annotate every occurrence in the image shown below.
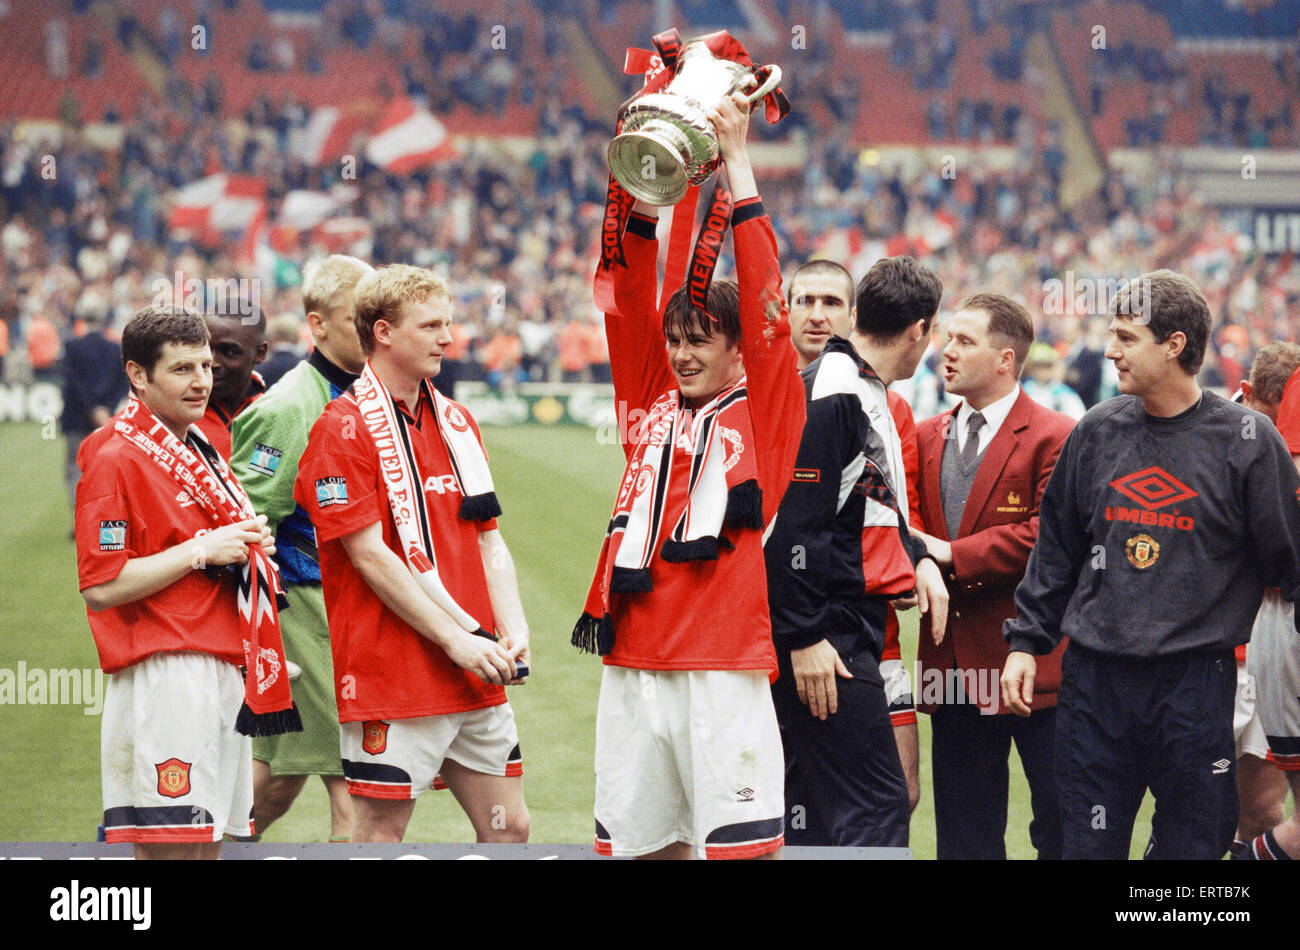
[362,720,390,756]
[443,403,470,433]
[155,758,192,799]
[1125,533,1160,570]
[718,425,744,473]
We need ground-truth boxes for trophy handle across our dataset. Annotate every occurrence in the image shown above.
[742,65,782,105]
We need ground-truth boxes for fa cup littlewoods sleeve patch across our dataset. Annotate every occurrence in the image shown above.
[99,520,127,551]
[249,443,283,476]
[315,477,348,508]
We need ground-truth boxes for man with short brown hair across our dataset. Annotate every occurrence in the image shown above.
[787,259,855,370]
[76,305,290,860]
[911,293,1074,859]
[1003,270,1300,859]
[764,254,949,848]
[575,94,804,860]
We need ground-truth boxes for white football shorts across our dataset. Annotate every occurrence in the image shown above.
[340,702,522,799]
[1233,657,1270,761]
[101,651,253,843]
[880,657,918,727]
[1248,590,1300,770]
[594,667,784,859]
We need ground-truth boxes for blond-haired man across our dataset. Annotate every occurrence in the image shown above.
[232,255,372,840]
[295,264,530,843]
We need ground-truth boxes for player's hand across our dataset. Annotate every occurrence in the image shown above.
[1000,651,1036,717]
[888,593,918,610]
[911,529,953,568]
[914,558,949,645]
[503,633,530,684]
[708,92,751,169]
[790,639,852,721]
[446,631,517,685]
[193,519,264,568]
[252,513,276,557]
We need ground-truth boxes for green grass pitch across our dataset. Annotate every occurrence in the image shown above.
[0,421,1159,856]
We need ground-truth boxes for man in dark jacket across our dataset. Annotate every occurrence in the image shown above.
[765,256,949,848]
[62,307,127,507]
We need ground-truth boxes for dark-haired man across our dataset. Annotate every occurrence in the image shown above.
[788,259,855,371]
[574,94,804,860]
[765,255,947,847]
[1003,270,1300,859]
[75,306,287,859]
[782,256,927,815]
[197,303,269,459]
[911,293,1074,859]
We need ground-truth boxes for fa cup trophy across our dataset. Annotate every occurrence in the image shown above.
[607,40,782,206]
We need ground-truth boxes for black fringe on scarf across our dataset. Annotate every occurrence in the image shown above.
[235,702,303,738]
[611,566,653,593]
[660,534,735,562]
[571,611,615,655]
[459,491,503,522]
[660,537,718,561]
[724,478,763,530]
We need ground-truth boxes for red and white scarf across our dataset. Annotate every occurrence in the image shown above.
[352,363,500,637]
[114,393,300,735]
[573,378,761,655]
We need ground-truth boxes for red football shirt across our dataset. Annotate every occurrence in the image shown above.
[600,202,805,674]
[295,385,504,721]
[1254,368,1300,664]
[75,433,246,673]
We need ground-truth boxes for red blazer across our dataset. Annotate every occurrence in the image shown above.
[915,389,1074,715]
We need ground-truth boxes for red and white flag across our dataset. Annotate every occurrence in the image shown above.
[312,216,374,257]
[278,185,357,230]
[365,97,458,174]
[296,106,367,167]
[168,174,267,238]
[813,227,865,262]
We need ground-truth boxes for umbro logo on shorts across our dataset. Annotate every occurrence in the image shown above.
[736,786,755,802]
[1211,758,1231,775]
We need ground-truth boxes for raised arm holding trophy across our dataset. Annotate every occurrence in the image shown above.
[577,29,802,859]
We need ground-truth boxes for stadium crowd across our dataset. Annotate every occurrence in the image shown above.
[3,102,1298,406]
[5,0,1298,406]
